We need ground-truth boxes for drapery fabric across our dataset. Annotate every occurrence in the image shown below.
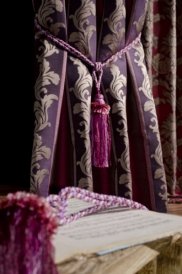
[143,0,182,197]
[30,0,168,212]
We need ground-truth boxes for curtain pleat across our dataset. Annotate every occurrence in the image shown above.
[143,0,182,196]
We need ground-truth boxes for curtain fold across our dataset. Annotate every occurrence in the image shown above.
[143,0,182,197]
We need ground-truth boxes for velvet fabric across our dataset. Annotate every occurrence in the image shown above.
[31,0,167,212]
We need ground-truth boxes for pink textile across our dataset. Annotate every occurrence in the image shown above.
[0,192,58,274]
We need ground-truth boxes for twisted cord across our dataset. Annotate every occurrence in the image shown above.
[35,20,141,93]
[47,187,147,225]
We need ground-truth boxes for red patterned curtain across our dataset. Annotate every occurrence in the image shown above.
[144,0,182,198]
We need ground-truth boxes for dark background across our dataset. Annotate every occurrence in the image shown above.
[0,1,35,193]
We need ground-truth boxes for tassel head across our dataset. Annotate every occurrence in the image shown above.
[91,94,111,168]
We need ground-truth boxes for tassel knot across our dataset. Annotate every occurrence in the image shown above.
[91,94,110,114]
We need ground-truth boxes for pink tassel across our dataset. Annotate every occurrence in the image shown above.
[91,94,111,167]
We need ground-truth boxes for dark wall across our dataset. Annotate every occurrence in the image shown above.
[0,1,35,193]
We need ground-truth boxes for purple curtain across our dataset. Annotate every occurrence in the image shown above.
[31,0,167,212]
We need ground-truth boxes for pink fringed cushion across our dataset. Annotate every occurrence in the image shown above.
[0,192,59,274]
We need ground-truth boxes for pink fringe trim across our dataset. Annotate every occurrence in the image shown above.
[91,94,111,167]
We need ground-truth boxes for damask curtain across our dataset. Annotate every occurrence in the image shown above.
[30,0,172,213]
[143,0,182,199]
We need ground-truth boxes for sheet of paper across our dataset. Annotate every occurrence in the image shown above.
[65,198,129,215]
[65,198,94,216]
[52,200,182,264]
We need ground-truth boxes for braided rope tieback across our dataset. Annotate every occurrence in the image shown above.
[47,187,147,225]
[35,20,141,168]
[35,20,141,94]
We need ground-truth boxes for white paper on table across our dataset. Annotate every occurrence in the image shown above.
[52,199,182,263]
